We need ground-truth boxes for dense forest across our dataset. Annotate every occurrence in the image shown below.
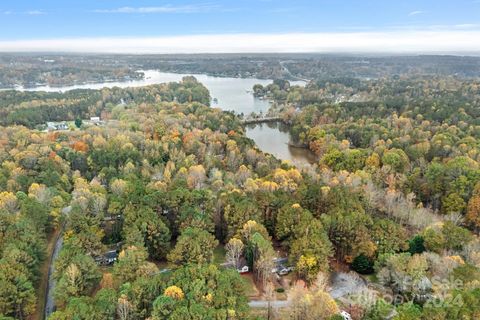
[0,67,479,320]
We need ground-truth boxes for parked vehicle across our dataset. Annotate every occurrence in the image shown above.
[278,266,293,275]
[237,265,249,274]
[341,311,352,320]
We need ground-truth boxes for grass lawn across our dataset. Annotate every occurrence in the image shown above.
[241,274,260,299]
[154,260,174,271]
[250,308,290,319]
[213,245,226,265]
[364,273,378,283]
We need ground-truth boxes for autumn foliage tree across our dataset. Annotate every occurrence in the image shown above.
[466,182,480,231]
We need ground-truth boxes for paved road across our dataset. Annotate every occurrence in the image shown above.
[248,299,291,308]
[44,207,70,319]
[45,235,63,319]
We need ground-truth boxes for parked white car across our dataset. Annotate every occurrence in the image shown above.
[237,265,249,274]
[278,266,293,275]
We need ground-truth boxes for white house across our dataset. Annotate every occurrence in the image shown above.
[46,122,68,131]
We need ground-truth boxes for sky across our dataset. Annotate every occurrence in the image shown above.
[0,0,479,53]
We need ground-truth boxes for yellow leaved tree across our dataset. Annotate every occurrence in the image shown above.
[164,286,184,300]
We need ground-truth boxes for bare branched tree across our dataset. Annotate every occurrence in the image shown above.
[117,294,131,320]
[225,237,244,268]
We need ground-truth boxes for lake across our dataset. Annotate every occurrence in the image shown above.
[245,122,317,166]
[16,70,315,165]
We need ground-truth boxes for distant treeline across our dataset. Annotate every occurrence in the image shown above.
[2,54,480,90]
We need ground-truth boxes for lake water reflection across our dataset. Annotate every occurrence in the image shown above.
[16,70,314,164]
[245,122,317,166]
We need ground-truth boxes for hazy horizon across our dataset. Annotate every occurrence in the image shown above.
[1,0,480,54]
[1,32,480,55]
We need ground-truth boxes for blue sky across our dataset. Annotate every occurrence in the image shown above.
[0,0,479,53]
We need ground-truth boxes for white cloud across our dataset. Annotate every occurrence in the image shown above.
[454,24,480,29]
[2,10,46,15]
[0,31,480,54]
[408,11,424,16]
[25,10,46,15]
[94,5,219,14]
